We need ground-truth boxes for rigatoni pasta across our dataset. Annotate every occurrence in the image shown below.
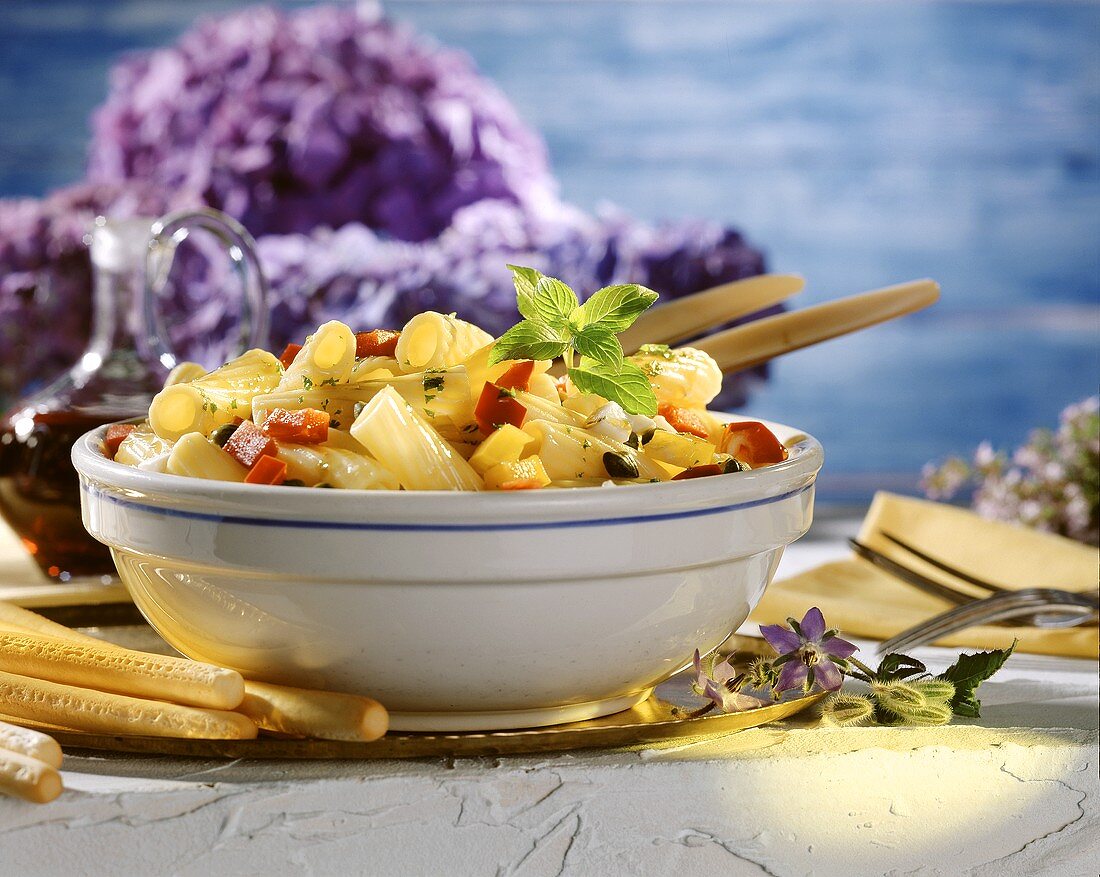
[108,308,791,490]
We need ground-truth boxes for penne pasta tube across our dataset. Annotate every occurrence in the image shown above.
[150,348,282,441]
[629,345,723,409]
[0,670,258,740]
[113,424,173,473]
[163,361,208,387]
[0,719,63,768]
[279,320,356,390]
[349,356,400,383]
[351,386,482,491]
[277,444,400,490]
[236,681,388,742]
[396,312,494,371]
[523,420,668,483]
[514,391,585,427]
[463,341,554,398]
[0,748,62,804]
[166,433,248,482]
[0,631,245,710]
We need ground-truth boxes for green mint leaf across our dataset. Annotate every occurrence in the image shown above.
[568,359,657,416]
[527,276,579,329]
[575,283,659,332]
[489,320,569,365]
[937,640,1016,718]
[571,325,624,370]
[507,265,544,322]
[874,653,928,682]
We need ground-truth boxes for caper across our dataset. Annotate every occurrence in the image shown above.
[603,451,639,479]
[210,423,239,447]
[315,481,334,489]
[639,427,656,445]
[722,458,749,474]
[283,478,306,487]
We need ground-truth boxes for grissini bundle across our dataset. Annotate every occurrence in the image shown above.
[0,669,257,739]
[0,747,62,804]
[0,631,244,711]
[0,601,389,743]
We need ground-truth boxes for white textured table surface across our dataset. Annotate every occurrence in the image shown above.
[1,535,1097,877]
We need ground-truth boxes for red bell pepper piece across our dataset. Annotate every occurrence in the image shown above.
[244,454,287,485]
[261,408,330,444]
[671,463,724,481]
[223,420,278,469]
[495,360,536,392]
[475,383,528,434]
[355,329,401,358]
[104,423,136,459]
[717,421,788,467]
[278,343,303,369]
[658,403,710,440]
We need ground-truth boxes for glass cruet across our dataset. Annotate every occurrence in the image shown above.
[0,208,267,583]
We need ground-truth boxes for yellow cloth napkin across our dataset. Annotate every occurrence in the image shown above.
[752,492,1099,658]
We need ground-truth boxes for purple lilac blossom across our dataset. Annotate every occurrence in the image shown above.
[87,4,558,241]
[760,607,857,693]
[1,4,772,407]
[921,396,1099,545]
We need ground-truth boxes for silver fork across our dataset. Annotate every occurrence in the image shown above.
[878,589,1098,654]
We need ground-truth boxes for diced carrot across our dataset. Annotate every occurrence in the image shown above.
[355,329,401,358]
[499,478,546,490]
[475,383,528,434]
[261,408,330,444]
[717,421,788,467]
[671,463,724,480]
[104,423,136,459]
[658,403,710,440]
[223,421,278,469]
[278,343,303,369]
[244,454,287,485]
[495,360,536,392]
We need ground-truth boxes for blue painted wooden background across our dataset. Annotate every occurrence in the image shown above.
[1,0,1098,498]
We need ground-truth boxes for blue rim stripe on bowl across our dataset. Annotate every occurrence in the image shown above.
[82,481,812,533]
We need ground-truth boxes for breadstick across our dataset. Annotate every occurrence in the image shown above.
[0,601,102,644]
[0,718,62,768]
[238,680,389,742]
[0,670,257,739]
[0,748,62,804]
[0,631,244,710]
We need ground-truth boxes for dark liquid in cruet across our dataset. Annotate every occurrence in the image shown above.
[0,407,136,581]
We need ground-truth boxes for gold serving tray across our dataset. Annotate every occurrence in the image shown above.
[27,637,825,760]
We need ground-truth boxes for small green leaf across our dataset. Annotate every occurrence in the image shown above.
[874,653,928,682]
[507,265,544,322]
[938,640,1016,718]
[575,284,659,332]
[568,360,657,416]
[489,320,569,365]
[528,277,579,329]
[572,325,624,370]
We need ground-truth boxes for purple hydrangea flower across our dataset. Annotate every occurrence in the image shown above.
[760,607,858,693]
[87,4,558,241]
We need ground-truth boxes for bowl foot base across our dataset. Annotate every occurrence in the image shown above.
[388,689,654,732]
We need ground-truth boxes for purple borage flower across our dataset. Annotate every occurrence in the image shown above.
[760,607,858,693]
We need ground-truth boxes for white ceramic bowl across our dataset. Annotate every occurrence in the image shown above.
[74,419,823,731]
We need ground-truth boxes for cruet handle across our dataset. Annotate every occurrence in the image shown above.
[143,208,270,370]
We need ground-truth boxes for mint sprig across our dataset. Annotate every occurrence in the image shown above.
[491,265,659,414]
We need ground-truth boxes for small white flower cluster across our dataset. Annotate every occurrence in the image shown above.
[921,396,1099,545]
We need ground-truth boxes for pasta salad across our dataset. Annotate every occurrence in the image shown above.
[104,268,790,490]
